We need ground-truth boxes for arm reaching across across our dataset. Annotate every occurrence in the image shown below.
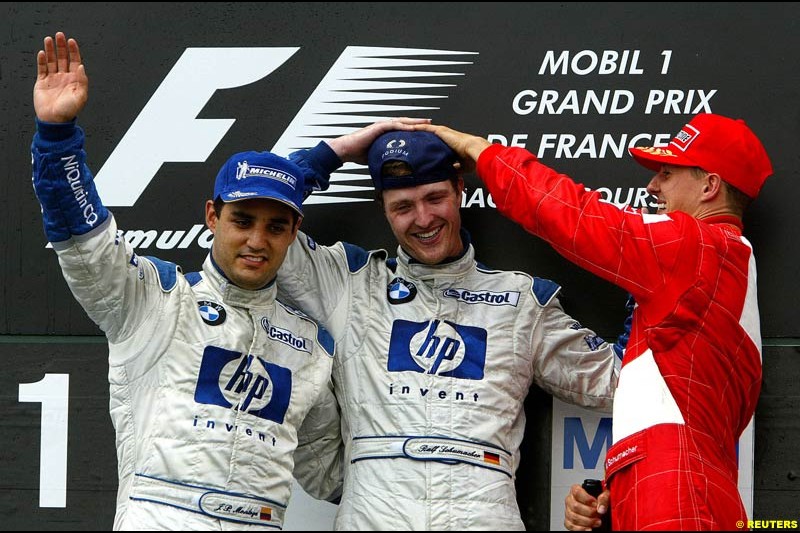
[413,123,490,172]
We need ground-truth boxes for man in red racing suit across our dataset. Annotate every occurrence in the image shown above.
[417,113,773,530]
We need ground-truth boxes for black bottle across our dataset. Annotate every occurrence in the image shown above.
[581,479,611,532]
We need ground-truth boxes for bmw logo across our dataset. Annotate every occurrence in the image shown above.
[198,300,226,326]
[387,277,417,304]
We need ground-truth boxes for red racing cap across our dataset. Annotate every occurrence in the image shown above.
[629,113,773,198]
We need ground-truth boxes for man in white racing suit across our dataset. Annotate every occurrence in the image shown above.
[277,126,623,530]
[30,32,340,530]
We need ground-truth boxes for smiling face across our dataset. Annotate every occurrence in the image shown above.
[646,165,707,216]
[205,198,300,289]
[382,178,464,265]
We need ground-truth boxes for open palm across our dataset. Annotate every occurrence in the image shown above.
[33,32,88,123]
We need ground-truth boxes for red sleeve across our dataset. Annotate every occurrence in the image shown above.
[476,144,691,303]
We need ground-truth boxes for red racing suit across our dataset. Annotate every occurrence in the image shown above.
[477,144,761,530]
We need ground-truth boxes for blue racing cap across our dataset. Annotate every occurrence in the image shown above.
[213,151,305,215]
[367,131,458,190]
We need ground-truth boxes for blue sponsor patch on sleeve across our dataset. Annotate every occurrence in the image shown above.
[342,242,372,273]
[315,324,335,357]
[531,277,561,306]
[584,334,607,351]
[306,234,317,250]
[143,256,181,292]
[184,271,202,287]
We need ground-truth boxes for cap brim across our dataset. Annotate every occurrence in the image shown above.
[374,172,455,191]
[629,146,700,173]
[220,191,303,216]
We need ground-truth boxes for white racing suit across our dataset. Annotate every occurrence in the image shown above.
[277,229,620,530]
[31,120,342,530]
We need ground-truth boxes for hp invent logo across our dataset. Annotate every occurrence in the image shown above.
[388,319,487,379]
[195,346,292,423]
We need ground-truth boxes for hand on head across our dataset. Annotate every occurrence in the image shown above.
[412,124,490,173]
[327,117,431,164]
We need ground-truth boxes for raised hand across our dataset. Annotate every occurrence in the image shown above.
[33,32,88,123]
[326,117,430,164]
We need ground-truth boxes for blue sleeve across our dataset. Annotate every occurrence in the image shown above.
[288,141,343,199]
[612,295,636,360]
[31,119,109,242]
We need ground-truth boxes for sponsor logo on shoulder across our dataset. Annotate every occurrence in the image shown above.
[261,318,311,353]
[442,288,520,307]
[584,334,605,351]
[306,234,317,250]
[388,277,417,304]
[198,300,226,326]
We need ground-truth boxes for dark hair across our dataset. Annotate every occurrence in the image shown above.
[722,181,752,216]
[213,197,300,225]
[213,197,225,217]
[373,161,460,206]
[689,167,751,216]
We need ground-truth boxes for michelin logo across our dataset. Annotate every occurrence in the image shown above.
[261,318,311,353]
[443,288,520,307]
[236,161,297,187]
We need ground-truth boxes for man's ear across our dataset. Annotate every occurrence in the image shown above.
[702,172,723,201]
[205,200,218,234]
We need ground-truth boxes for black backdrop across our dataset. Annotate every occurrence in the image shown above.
[1,3,798,529]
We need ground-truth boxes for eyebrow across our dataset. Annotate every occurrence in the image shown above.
[230,209,291,225]
[386,199,412,210]
[425,190,448,200]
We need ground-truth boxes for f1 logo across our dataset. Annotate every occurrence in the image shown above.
[94,48,299,206]
[94,46,475,206]
[387,319,487,379]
